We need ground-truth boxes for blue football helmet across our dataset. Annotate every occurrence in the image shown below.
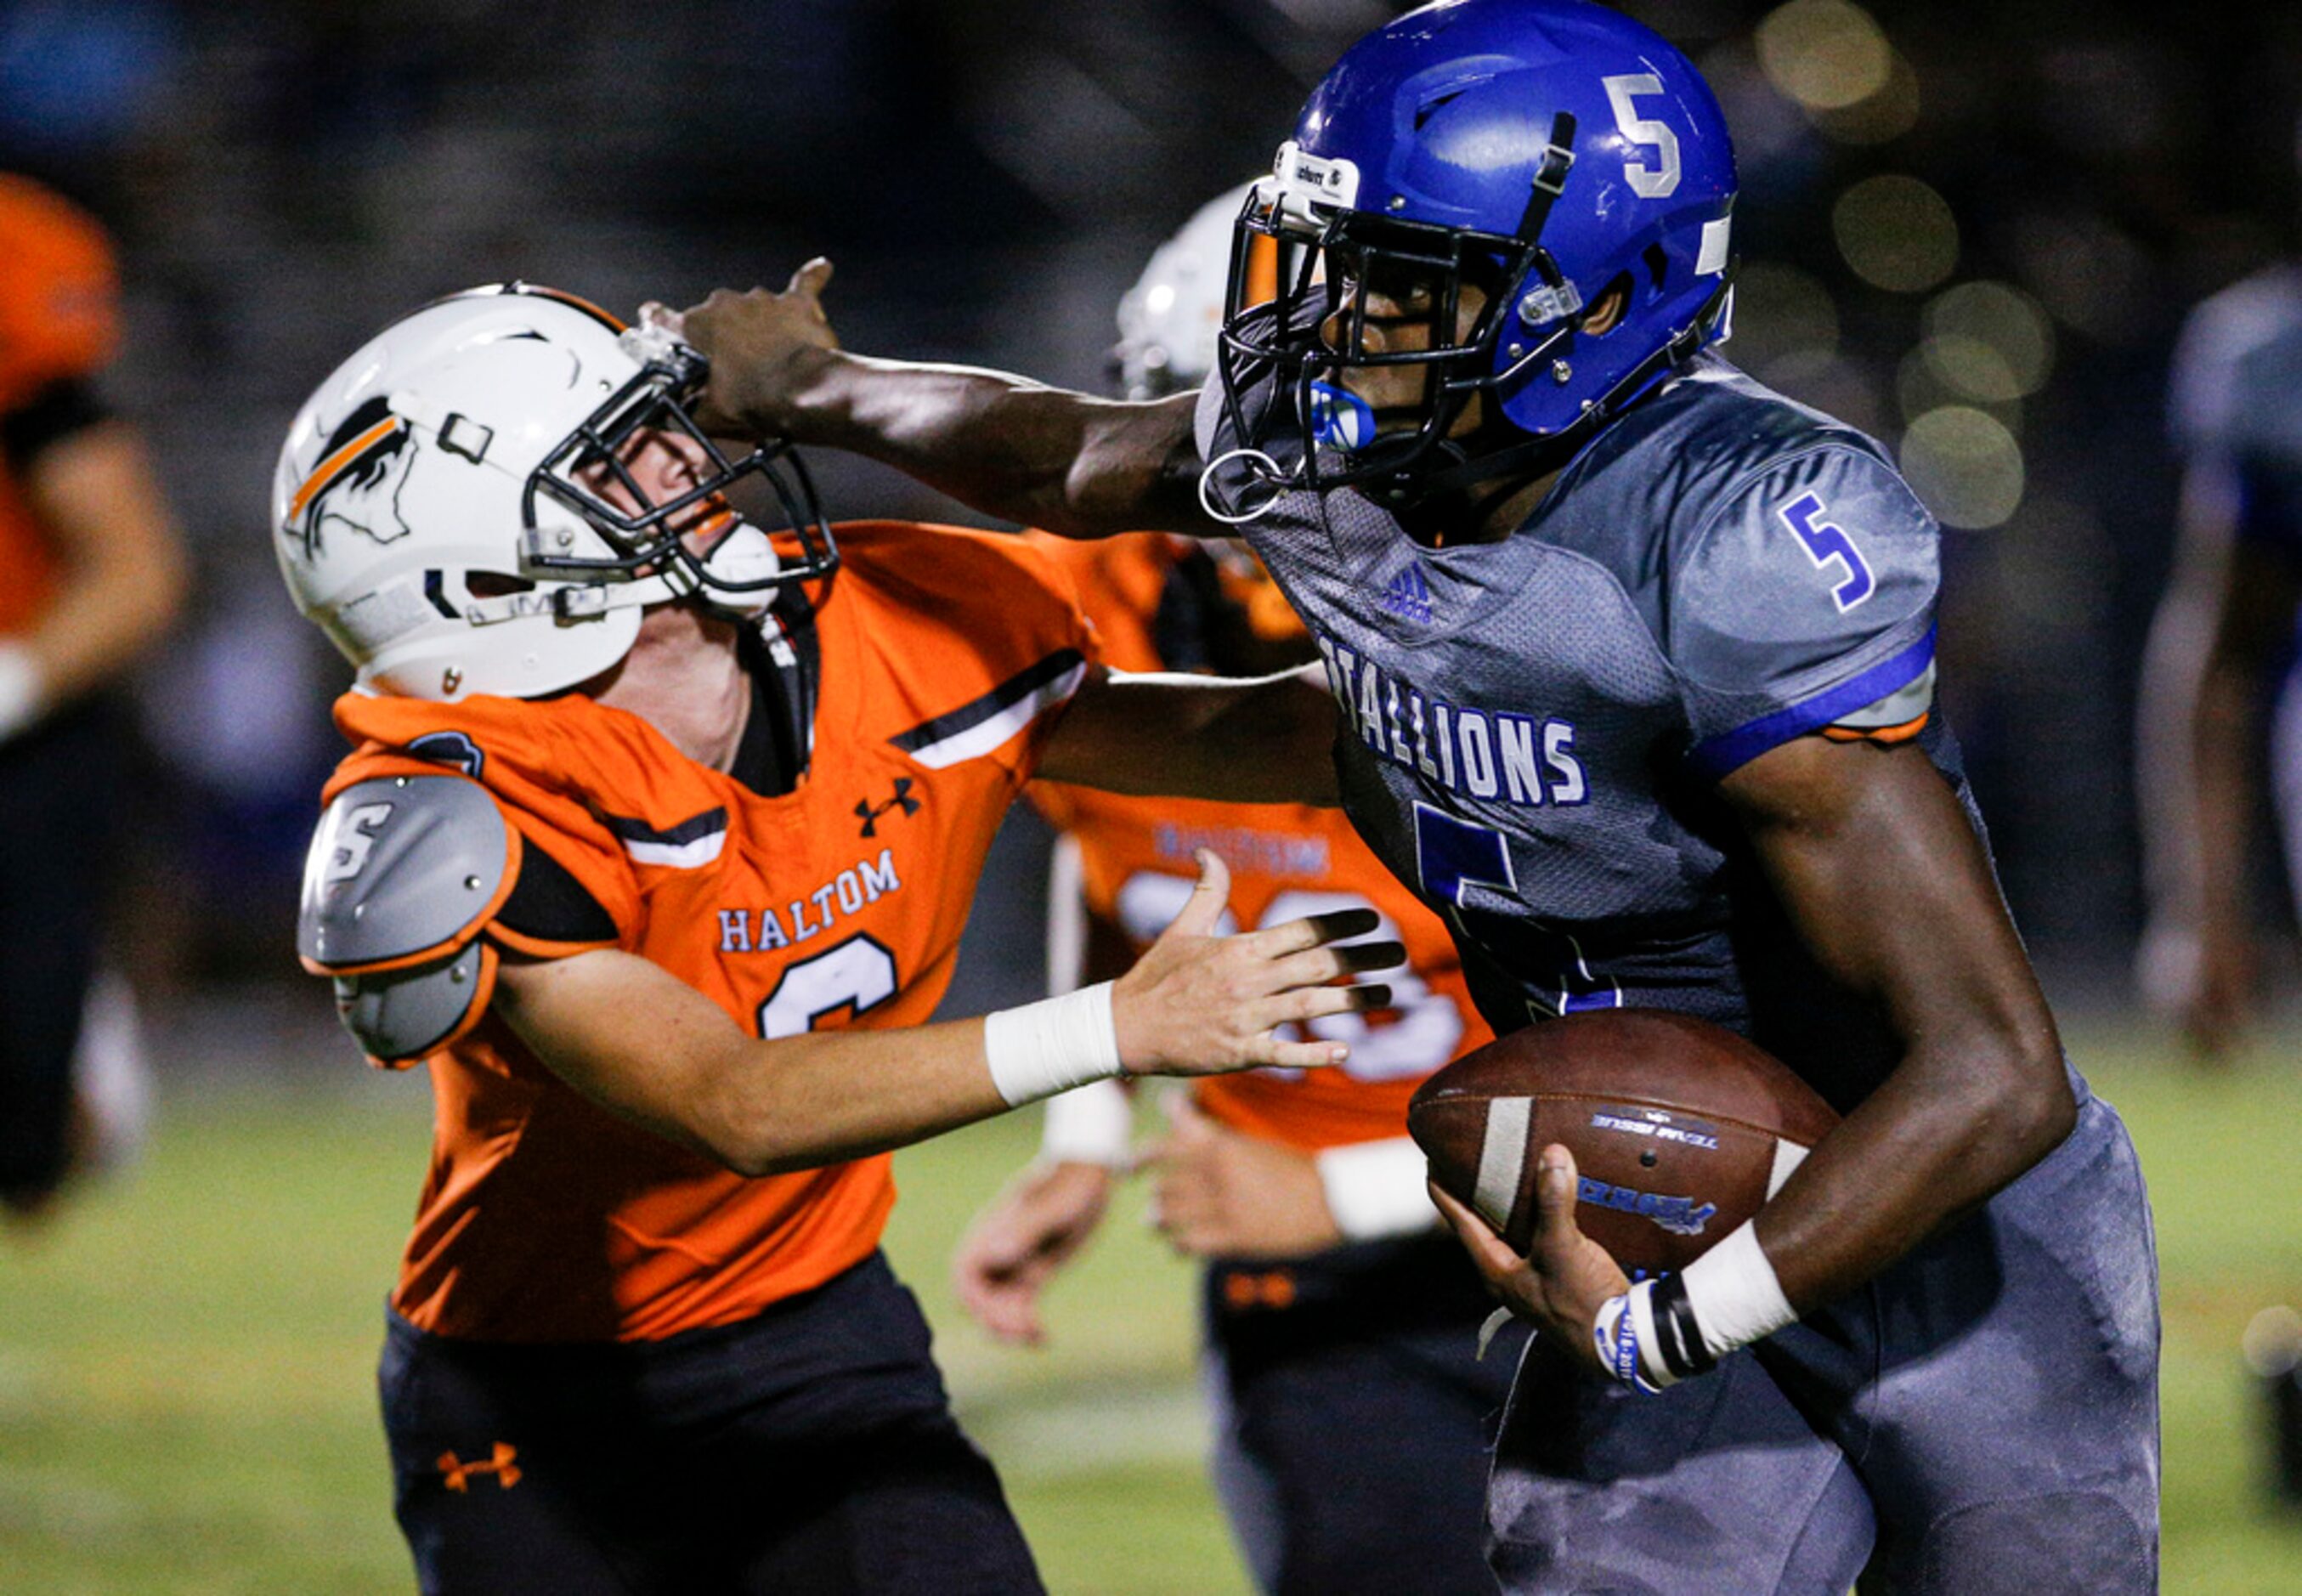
[1213,0,1738,508]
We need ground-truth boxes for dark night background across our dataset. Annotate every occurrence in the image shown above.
[6,0,2298,1016]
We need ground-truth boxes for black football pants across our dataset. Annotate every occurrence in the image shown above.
[1202,1231,1528,1596]
[0,699,124,1207]
[381,1251,1044,1595]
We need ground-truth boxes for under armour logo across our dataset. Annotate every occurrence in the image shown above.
[438,1442,522,1492]
[855,778,920,838]
[1219,1269,1298,1312]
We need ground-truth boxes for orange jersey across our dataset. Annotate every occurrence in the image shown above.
[0,175,121,635]
[1027,533,1490,1151]
[321,522,1096,1343]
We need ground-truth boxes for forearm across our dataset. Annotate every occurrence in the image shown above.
[1038,665,1342,802]
[12,424,189,712]
[495,953,1009,1175]
[1722,739,2074,1310]
[2188,648,2260,936]
[761,351,1202,537]
[1751,1022,2067,1309]
[707,1021,1010,1175]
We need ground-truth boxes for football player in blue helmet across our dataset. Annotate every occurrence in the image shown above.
[1210,0,1734,511]
[661,2,2161,1589]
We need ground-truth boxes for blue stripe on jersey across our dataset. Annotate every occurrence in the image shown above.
[1686,625,1937,780]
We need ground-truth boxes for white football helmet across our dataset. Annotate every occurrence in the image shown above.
[1113,182,1262,399]
[273,283,836,702]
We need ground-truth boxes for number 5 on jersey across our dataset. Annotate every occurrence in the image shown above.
[1780,492,1875,613]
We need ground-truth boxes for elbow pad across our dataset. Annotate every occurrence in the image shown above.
[297,774,518,1066]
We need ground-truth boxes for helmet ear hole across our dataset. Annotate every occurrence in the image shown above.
[1584,274,1634,337]
[1642,244,1671,296]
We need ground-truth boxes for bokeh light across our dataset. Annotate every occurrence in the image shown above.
[1809,48,1921,145]
[1756,0,1892,112]
[1899,405,2024,528]
[1833,174,1959,292]
[1919,280,2056,403]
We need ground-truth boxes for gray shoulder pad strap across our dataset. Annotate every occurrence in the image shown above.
[333,945,492,1065]
[297,774,513,973]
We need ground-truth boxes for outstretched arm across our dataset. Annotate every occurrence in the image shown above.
[655,264,1215,538]
[1036,663,1341,804]
[495,853,1397,1176]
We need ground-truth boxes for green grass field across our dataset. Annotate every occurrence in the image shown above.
[3,1020,2299,1593]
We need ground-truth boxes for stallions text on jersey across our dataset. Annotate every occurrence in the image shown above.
[1027,533,1491,1150]
[1200,354,1951,1114]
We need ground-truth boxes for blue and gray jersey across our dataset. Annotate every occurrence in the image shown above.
[2169,266,2302,564]
[1200,354,1971,1113]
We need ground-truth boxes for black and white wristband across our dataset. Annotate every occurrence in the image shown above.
[1593,1220,1798,1392]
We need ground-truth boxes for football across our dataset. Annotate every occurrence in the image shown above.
[1408,1010,1839,1275]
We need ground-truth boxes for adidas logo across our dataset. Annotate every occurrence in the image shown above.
[1377,563,1433,624]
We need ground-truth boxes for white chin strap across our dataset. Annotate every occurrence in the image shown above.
[691,519,782,619]
[470,517,785,625]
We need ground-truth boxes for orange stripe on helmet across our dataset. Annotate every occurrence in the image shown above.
[289,415,405,521]
[511,284,626,331]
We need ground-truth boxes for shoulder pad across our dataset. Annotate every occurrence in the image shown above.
[298,774,517,975]
[333,944,498,1067]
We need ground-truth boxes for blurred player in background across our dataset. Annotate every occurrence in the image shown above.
[665,0,2162,1587]
[953,188,1513,1596]
[0,173,185,1218]
[2138,262,2302,1059]
[277,284,1393,1594]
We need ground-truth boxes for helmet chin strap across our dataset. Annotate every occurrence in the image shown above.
[467,517,788,625]
[1366,274,1735,512]
[687,518,783,620]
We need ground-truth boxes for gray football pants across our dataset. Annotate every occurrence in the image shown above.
[1487,1085,2159,1595]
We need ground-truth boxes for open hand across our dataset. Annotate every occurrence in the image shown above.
[643,260,842,436]
[1112,850,1400,1077]
[1144,1095,1341,1259]
[952,1159,1115,1346]
[1429,1143,1628,1375]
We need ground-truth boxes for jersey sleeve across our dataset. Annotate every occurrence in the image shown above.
[1669,442,1940,780]
[860,524,1103,786]
[308,705,640,1067]
[2168,280,2302,563]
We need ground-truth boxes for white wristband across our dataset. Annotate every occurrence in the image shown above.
[1039,1076,1134,1166]
[1315,1136,1442,1241]
[1680,1220,1797,1361]
[982,981,1124,1107]
[0,641,42,743]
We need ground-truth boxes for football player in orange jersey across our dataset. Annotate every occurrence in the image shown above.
[276,285,1400,1596]
[951,193,1521,1596]
[0,174,186,1216]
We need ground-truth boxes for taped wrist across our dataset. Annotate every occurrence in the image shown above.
[1681,1220,1797,1361]
[983,982,1123,1107]
[1315,1136,1441,1241]
[1039,1076,1133,1165]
